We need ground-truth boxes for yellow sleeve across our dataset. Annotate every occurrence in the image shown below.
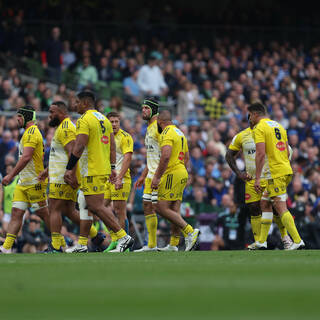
[23,130,39,149]
[160,129,173,147]
[59,126,76,147]
[253,124,265,144]
[229,133,242,151]
[121,134,134,154]
[76,116,89,136]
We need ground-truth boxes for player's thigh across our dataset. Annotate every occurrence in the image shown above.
[12,185,29,210]
[84,193,105,212]
[170,200,182,213]
[25,183,48,210]
[81,175,107,196]
[158,170,188,201]
[245,179,267,204]
[267,175,290,199]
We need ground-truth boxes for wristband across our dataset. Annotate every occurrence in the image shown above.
[66,154,80,170]
[111,164,116,170]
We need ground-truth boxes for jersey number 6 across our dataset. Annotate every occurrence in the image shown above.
[274,128,281,140]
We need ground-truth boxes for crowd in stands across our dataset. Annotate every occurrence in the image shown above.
[1,10,320,251]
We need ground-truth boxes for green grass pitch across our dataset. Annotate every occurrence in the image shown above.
[1,250,320,320]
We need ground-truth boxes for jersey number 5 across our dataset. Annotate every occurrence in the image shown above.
[274,128,281,140]
[99,121,106,134]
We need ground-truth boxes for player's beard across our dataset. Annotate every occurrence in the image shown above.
[49,117,61,127]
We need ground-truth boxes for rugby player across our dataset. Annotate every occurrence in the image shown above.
[151,110,200,251]
[248,102,304,250]
[64,91,133,253]
[103,111,133,252]
[38,101,104,252]
[226,115,293,250]
[1,106,50,254]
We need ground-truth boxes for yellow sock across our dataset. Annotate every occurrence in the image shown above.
[280,211,301,243]
[182,224,194,237]
[109,230,117,242]
[59,235,66,248]
[115,229,126,240]
[3,233,16,250]
[78,236,88,246]
[89,225,98,239]
[258,212,273,243]
[145,213,157,248]
[51,232,62,250]
[250,215,261,242]
[273,215,288,238]
[170,235,180,247]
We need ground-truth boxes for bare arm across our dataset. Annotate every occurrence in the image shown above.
[154,145,171,180]
[184,151,190,169]
[255,142,265,180]
[117,152,132,181]
[110,132,116,165]
[64,140,75,157]
[225,149,242,177]
[72,134,88,158]
[2,147,34,186]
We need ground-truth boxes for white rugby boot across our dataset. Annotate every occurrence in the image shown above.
[286,240,305,250]
[185,229,200,251]
[158,245,178,252]
[65,244,88,253]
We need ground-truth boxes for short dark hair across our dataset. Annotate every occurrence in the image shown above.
[51,101,68,112]
[107,111,120,119]
[247,101,267,115]
[77,91,96,105]
[158,109,172,122]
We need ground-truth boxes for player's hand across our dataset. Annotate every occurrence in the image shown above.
[151,176,160,190]
[134,176,145,189]
[115,177,123,190]
[110,169,117,184]
[2,174,13,186]
[37,170,48,182]
[64,170,78,189]
[238,172,252,181]
[254,178,262,193]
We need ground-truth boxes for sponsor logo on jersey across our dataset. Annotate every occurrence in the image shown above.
[276,141,285,151]
[266,121,279,128]
[245,193,251,201]
[178,151,185,160]
[101,135,109,144]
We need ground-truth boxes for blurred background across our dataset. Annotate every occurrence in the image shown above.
[1,0,320,252]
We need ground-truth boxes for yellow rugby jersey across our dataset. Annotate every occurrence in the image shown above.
[253,118,292,178]
[114,128,133,180]
[76,110,113,177]
[18,125,45,186]
[160,125,189,173]
[49,117,79,184]
[229,127,271,179]
[145,120,161,178]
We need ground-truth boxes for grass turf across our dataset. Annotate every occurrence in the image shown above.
[0,250,319,320]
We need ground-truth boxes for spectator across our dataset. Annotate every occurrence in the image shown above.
[177,81,199,121]
[0,131,16,176]
[123,69,141,102]
[41,27,63,83]
[62,40,76,70]
[76,56,98,90]
[137,52,168,98]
